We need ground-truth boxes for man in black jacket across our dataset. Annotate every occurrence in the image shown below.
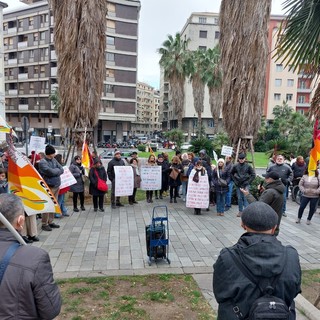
[107,150,126,208]
[241,171,285,236]
[213,202,301,319]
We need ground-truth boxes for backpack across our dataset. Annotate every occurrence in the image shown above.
[227,248,290,320]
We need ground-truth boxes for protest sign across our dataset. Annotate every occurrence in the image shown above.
[114,166,134,196]
[29,136,46,152]
[140,166,161,190]
[59,166,77,189]
[186,170,209,209]
[221,145,233,157]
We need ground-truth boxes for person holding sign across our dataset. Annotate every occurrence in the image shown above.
[128,158,141,205]
[145,155,157,203]
[89,158,108,212]
[168,156,183,203]
[69,155,85,212]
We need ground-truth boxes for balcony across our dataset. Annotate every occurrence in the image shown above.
[8,27,17,34]
[18,73,28,80]
[51,67,57,76]
[296,102,310,107]
[8,59,18,65]
[51,50,56,60]
[8,89,18,95]
[18,41,28,48]
[19,104,29,111]
[297,88,312,93]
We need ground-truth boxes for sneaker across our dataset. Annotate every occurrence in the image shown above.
[22,236,33,243]
[159,195,163,199]
[55,214,61,218]
[306,220,311,225]
[296,218,301,224]
[73,208,79,212]
[94,208,98,212]
[237,212,242,217]
[155,196,159,199]
[28,236,40,242]
[81,206,86,211]
[116,203,124,207]
[282,212,287,217]
[62,213,70,217]
[41,225,52,232]
[49,223,60,229]
[99,208,105,212]
[129,202,134,205]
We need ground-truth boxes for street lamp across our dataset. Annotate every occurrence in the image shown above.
[192,114,196,139]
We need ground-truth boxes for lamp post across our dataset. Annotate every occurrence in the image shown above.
[192,114,196,140]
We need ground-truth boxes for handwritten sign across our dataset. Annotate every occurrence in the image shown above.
[59,166,77,189]
[114,166,134,196]
[221,145,233,157]
[186,170,209,208]
[140,166,161,190]
[29,136,46,152]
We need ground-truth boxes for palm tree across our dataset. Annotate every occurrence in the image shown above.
[275,0,320,119]
[185,49,207,137]
[158,33,189,129]
[51,0,107,129]
[204,47,222,133]
[219,0,272,150]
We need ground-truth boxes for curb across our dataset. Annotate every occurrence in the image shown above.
[295,294,320,320]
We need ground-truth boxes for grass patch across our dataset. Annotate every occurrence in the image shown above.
[301,269,320,310]
[247,152,269,168]
[56,274,216,319]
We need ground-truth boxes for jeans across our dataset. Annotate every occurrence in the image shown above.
[58,193,68,214]
[236,186,249,212]
[283,185,288,212]
[225,181,234,207]
[181,181,188,200]
[216,192,226,213]
[298,196,318,221]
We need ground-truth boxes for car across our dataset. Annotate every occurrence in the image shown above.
[99,150,133,159]
[149,139,158,152]
[180,143,192,151]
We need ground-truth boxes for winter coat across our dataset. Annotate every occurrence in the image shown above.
[299,174,320,198]
[38,157,64,188]
[89,165,108,196]
[213,233,301,320]
[107,157,125,181]
[267,163,293,186]
[156,160,170,190]
[180,159,191,182]
[212,167,230,193]
[0,180,8,194]
[246,180,285,235]
[291,161,306,179]
[69,161,85,193]
[0,229,62,319]
[131,165,141,188]
[168,163,183,187]
[231,162,255,188]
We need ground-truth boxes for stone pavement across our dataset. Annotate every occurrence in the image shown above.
[32,194,320,318]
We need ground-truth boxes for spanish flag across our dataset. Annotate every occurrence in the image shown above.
[308,119,320,176]
[81,141,91,175]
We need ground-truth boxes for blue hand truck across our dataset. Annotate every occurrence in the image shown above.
[146,205,170,266]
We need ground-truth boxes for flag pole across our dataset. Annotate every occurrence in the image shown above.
[0,212,26,245]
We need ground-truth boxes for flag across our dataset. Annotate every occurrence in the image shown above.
[81,141,91,175]
[6,143,61,216]
[308,119,320,176]
[0,115,17,137]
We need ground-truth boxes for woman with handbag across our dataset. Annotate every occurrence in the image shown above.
[181,153,191,201]
[168,156,183,203]
[69,155,85,212]
[89,158,108,212]
[128,158,141,205]
[212,158,230,216]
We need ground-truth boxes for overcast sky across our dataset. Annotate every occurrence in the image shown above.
[6,0,285,89]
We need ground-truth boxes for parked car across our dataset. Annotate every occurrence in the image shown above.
[180,143,192,151]
[149,139,158,152]
[99,150,132,159]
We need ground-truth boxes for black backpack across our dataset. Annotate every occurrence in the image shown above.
[227,249,290,320]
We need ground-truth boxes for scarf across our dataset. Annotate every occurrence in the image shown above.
[131,163,140,176]
[193,168,203,183]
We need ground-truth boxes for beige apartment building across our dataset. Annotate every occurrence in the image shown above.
[160,13,317,141]
[3,0,140,145]
[131,81,161,136]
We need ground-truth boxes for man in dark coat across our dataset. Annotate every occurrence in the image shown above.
[241,171,285,236]
[107,150,126,208]
[266,154,293,216]
[0,193,61,318]
[213,202,301,320]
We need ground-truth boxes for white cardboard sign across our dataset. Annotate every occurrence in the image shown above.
[221,145,233,157]
[186,169,209,209]
[59,166,77,189]
[140,166,162,191]
[114,166,134,196]
[29,136,46,152]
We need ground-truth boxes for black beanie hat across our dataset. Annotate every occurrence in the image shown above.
[241,202,278,231]
[45,145,56,155]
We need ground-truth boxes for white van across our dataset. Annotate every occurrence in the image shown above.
[139,137,148,144]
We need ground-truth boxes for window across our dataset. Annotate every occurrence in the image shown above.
[199,17,207,24]
[215,31,220,39]
[298,95,305,103]
[40,14,48,24]
[107,36,115,45]
[18,51,24,59]
[214,18,219,25]
[33,32,39,41]
[19,98,28,105]
[106,69,114,78]
[299,80,306,89]
[286,94,293,101]
[107,20,115,29]
[29,50,34,59]
[106,84,114,93]
[274,93,281,101]
[275,79,282,87]
[276,64,283,72]
[40,31,46,41]
[106,53,115,61]
[199,30,207,38]
[287,79,294,87]
[18,20,23,28]
[208,119,214,128]
[107,2,115,13]
[199,46,207,50]
[28,17,34,27]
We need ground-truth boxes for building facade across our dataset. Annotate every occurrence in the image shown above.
[131,81,161,136]
[3,0,140,145]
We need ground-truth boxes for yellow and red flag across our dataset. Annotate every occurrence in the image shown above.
[81,140,91,175]
[308,119,320,176]
[6,142,61,216]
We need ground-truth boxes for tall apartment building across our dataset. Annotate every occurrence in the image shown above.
[3,0,140,144]
[160,13,317,141]
[131,81,161,136]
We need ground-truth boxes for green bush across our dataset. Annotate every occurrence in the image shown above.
[137,144,146,152]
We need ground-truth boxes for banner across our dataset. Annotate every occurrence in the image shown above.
[114,166,134,196]
[140,166,161,191]
[186,169,209,209]
[59,166,77,189]
[7,143,61,216]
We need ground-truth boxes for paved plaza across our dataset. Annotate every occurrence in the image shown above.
[32,195,320,319]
